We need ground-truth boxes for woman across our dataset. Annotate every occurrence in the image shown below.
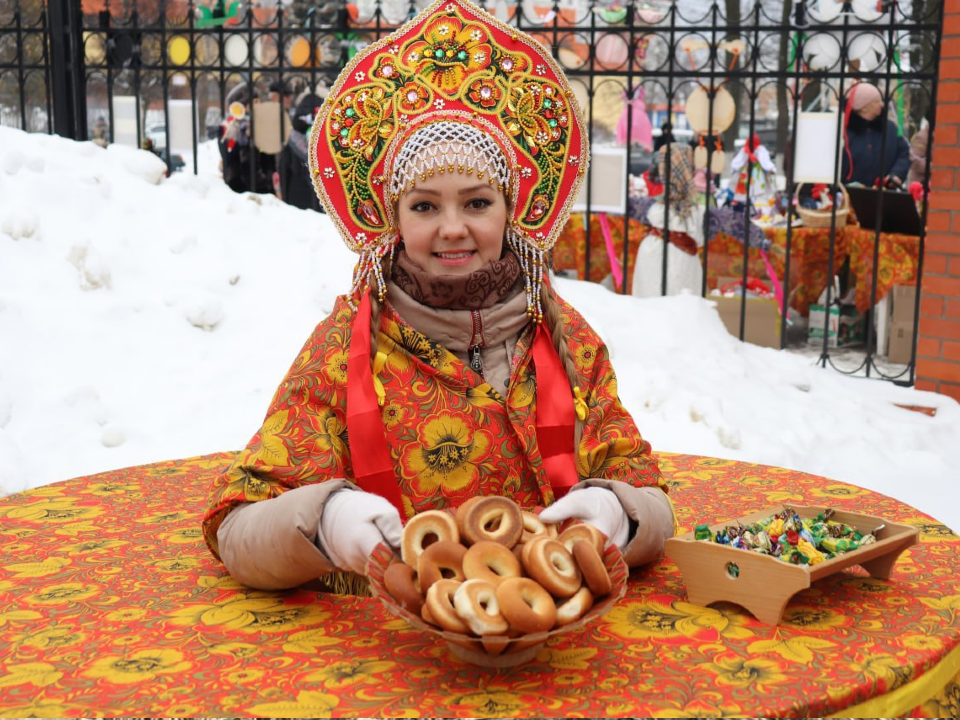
[841,82,910,189]
[201,0,675,593]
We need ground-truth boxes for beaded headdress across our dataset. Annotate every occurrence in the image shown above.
[309,0,589,320]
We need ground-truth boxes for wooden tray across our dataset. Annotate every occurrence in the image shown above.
[664,504,919,625]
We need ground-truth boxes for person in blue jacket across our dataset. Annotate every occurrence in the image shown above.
[841,83,910,190]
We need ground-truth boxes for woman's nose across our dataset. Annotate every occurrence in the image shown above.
[438,209,468,239]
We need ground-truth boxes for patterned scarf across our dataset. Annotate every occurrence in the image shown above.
[659,142,698,225]
[391,246,522,310]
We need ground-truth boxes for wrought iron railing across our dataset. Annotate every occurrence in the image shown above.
[0,0,944,382]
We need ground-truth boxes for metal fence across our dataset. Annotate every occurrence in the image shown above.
[0,0,944,383]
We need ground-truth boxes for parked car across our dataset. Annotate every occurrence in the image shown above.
[144,123,168,149]
[158,148,185,175]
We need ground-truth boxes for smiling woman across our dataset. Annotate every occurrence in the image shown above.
[201,0,675,599]
[393,131,509,277]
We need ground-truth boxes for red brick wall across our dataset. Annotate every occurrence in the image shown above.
[917,0,960,403]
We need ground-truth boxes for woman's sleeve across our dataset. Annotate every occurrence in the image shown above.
[891,132,912,181]
[216,480,350,589]
[562,302,676,565]
[565,306,665,491]
[202,300,356,562]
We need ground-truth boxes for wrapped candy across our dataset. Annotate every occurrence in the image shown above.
[694,524,712,541]
[693,507,874,566]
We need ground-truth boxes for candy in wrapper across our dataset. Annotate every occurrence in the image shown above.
[798,539,826,565]
[694,524,712,541]
[692,506,876,567]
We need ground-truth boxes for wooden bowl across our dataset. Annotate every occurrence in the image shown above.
[366,540,628,668]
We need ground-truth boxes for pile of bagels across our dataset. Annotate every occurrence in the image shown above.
[382,496,615,643]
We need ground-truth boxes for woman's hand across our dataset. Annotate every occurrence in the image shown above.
[538,487,630,550]
[316,489,403,575]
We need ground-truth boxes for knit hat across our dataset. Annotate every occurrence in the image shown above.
[849,82,882,112]
[291,93,323,134]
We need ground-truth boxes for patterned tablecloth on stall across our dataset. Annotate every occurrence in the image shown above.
[555,213,920,317]
[0,452,958,718]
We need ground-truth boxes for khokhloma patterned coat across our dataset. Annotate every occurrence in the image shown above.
[202,293,666,558]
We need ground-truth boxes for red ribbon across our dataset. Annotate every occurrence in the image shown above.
[346,292,406,517]
[345,290,578,511]
[531,320,579,500]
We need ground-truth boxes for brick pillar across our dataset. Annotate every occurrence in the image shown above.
[916,0,960,403]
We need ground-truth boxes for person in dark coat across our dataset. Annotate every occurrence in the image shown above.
[219,84,276,195]
[278,93,324,212]
[841,83,910,189]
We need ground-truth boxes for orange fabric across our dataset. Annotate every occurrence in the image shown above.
[556,214,920,315]
[202,294,663,556]
[1,453,958,717]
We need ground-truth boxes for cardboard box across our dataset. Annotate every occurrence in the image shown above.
[808,304,865,348]
[713,278,782,349]
[887,321,915,364]
[715,297,782,348]
[888,285,917,325]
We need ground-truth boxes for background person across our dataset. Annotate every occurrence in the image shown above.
[218,84,276,195]
[278,92,324,212]
[841,82,910,190]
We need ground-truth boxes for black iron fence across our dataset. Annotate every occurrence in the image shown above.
[0,0,944,383]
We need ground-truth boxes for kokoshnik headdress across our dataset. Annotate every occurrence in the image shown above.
[309,0,589,321]
[309,0,588,514]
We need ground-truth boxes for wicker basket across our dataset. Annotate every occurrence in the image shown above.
[795,183,850,228]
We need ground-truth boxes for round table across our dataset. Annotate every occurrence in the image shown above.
[0,452,957,717]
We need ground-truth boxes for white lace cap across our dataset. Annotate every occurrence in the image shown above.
[387,121,512,201]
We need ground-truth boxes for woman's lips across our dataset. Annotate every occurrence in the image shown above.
[434,250,476,266]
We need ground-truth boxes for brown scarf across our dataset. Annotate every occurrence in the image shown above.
[391,246,523,310]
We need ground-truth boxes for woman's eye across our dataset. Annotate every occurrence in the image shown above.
[467,198,492,210]
[409,201,433,212]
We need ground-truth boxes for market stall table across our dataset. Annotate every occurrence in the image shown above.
[555,213,920,317]
[0,453,957,717]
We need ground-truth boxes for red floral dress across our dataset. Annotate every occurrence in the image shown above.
[202,295,664,558]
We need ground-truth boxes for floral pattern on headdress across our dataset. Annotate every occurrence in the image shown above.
[309,0,588,300]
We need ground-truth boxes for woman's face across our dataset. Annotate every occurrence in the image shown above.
[397,169,508,276]
[857,96,884,122]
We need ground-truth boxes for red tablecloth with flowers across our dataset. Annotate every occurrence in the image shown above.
[0,452,958,718]
[556,214,920,317]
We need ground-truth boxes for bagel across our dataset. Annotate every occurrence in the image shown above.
[557,522,607,556]
[423,579,469,634]
[520,510,559,544]
[417,540,467,592]
[462,540,522,586]
[554,586,595,626]
[401,509,460,567]
[457,496,523,548]
[383,561,423,615]
[453,578,509,636]
[571,538,612,596]
[521,537,582,598]
[496,576,557,634]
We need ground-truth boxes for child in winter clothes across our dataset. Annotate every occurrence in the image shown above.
[202,0,675,594]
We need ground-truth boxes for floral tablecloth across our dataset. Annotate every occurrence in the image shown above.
[0,452,957,718]
[556,213,920,317]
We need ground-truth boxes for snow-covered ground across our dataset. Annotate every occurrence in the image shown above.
[1,126,958,532]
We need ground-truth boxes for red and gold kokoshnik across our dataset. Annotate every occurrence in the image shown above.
[308,0,589,297]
